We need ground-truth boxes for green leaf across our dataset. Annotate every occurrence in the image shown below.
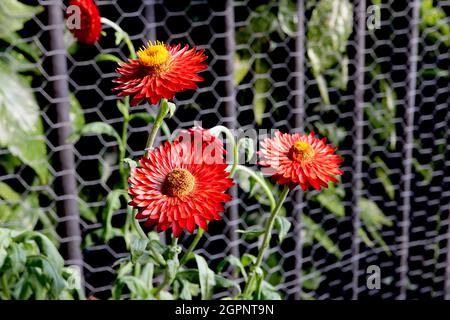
[311,67,330,105]
[315,185,345,217]
[241,253,257,267]
[179,279,193,300]
[1,32,41,63]
[123,158,137,170]
[166,101,176,118]
[237,137,255,162]
[301,267,323,291]
[102,189,127,242]
[140,263,154,290]
[234,54,251,85]
[249,6,277,34]
[236,169,272,207]
[114,30,126,46]
[307,0,353,104]
[420,0,450,46]
[195,254,216,299]
[236,226,265,240]
[277,0,297,37]
[358,228,375,248]
[302,214,342,259]
[260,280,282,300]
[0,181,20,201]
[274,216,292,244]
[130,112,155,123]
[27,255,65,295]
[307,0,353,71]
[374,157,395,200]
[130,238,149,264]
[95,53,122,64]
[214,274,241,292]
[129,112,171,139]
[0,0,43,38]
[147,240,167,267]
[253,59,270,125]
[0,63,48,183]
[69,94,85,133]
[359,197,393,255]
[69,122,123,153]
[79,200,97,223]
[116,100,129,120]
[412,158,433,184]
[165,256,179,284]
[359,197,393,228]
[99,151,117,184]
[217,255,247,280]
[253,267,264,299]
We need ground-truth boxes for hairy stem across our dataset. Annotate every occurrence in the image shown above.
[242,185,290,298]
[145,100,170,157]
[100,17,136,59]
[180,228,204,266]
[235,165,276,210]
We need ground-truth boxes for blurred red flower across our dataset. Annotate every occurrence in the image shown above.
[175,127,226,165]
[259,131,343,190]
[114,41,207,106]
[66,0,101,44]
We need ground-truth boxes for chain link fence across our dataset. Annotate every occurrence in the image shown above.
[1,0,449,299]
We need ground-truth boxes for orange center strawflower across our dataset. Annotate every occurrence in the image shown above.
[137,41,170,67]
[289,141,315,163]
[163,168,195,197]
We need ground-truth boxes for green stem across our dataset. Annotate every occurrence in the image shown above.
[179,228,204,265]
[229,142,239,177]
[235,165,276,210]
[152,236,180,297]
[152,274,172,298]
[119,116,129,189]
[145,100,170,157]
[1,275,10,299]
[153,229,204,297]
[100,17,137,59]
[210,126,237,177]
[133,216,148,240]
[242,185,290,298]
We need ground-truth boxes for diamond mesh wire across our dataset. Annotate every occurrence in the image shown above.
[1,0,449,299]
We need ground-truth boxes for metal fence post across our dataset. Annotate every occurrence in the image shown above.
[224,0,240,261]
[398,0,420,300]
[293,0,306,300]
[351,0,367,300]
[47,1,84,288]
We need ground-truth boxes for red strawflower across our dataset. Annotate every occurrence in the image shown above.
[128,140,233,237]
[113,41,208,106]
[175,127,226,165]
[259,131,343,190]
[66,0,102,44]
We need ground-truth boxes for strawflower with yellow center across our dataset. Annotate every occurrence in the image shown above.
[114,41,207,106]
[289,140,315,163]
[259,131,343,190]
[137,41,170,68]
[128,137,233,238]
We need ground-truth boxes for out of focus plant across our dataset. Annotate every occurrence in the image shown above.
[307,0,352,105]
[420,0,450,47]
[0,227,83,299]
[0,0,48,183]
[234,0,352,124]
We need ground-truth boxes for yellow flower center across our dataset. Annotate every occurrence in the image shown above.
[137,41,170,67]
[289,140,315,163]
[163,168,195,197]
